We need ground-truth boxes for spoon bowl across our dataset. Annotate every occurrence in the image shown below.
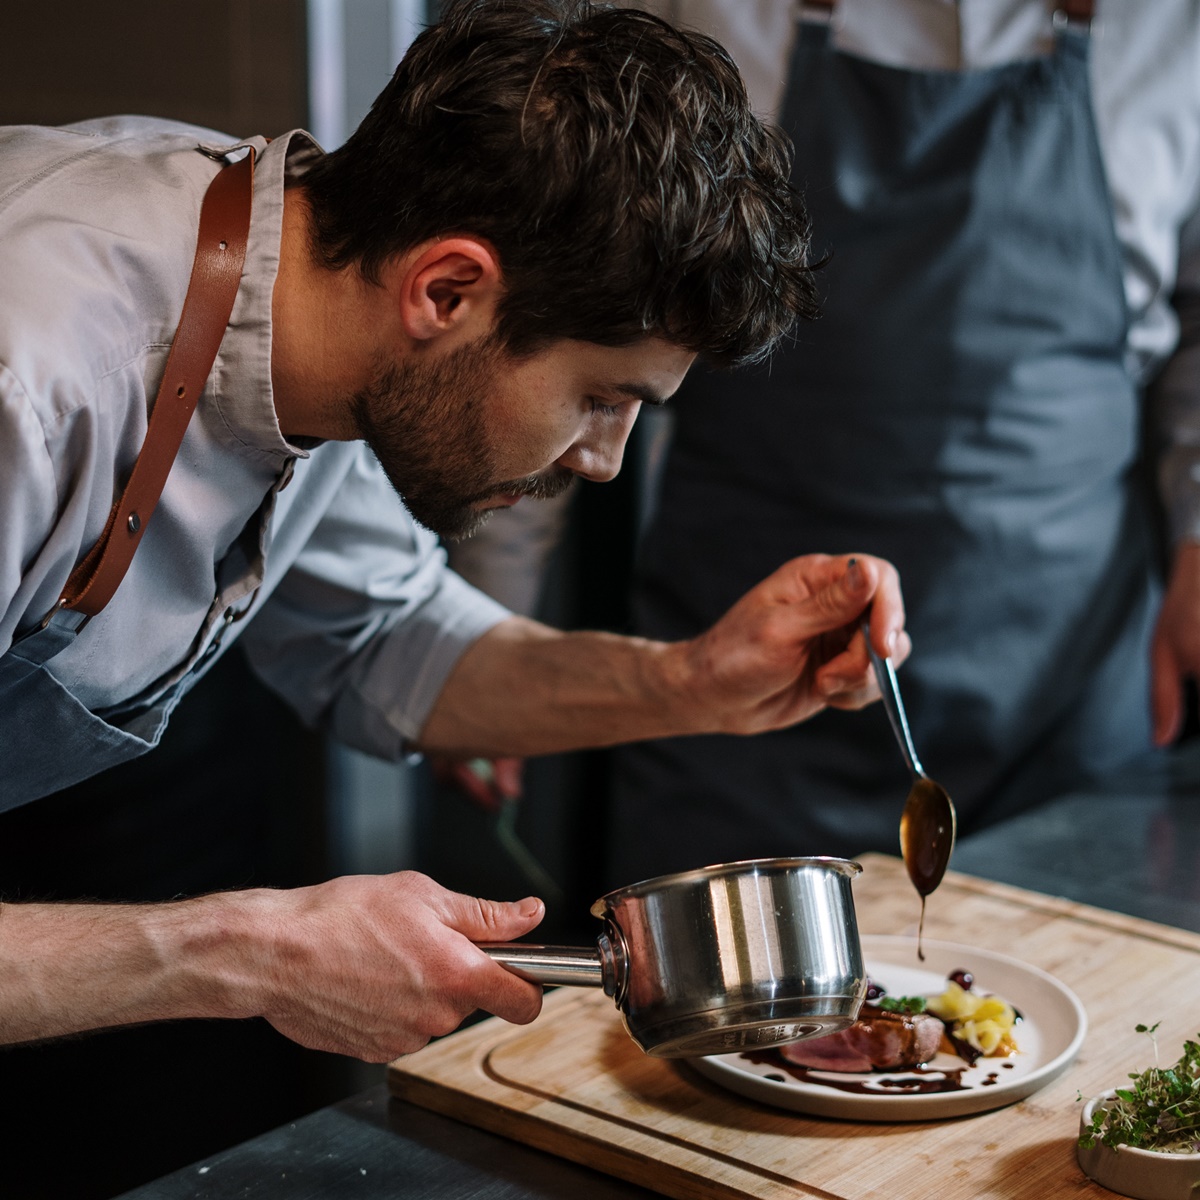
[898,775,956,898]
[860,620,957,899]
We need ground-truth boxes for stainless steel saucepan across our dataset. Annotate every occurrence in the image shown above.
[482,856,866,1058]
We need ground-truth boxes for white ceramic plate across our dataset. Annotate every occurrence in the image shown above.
[689,935,1087,1121]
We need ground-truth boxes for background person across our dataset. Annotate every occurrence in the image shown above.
[604,0,1200,886]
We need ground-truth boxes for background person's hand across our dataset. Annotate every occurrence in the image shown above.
[1151,540,1200,747]
[678,553,910,736]
[429,755,524,812]
[247,872,545,1061]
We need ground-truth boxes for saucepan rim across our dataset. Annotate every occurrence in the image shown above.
[591,854,862,916]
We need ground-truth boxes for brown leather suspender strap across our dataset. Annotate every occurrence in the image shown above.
[799,0,836,19]
[1057,0,1096,26]
[55,147,256,621]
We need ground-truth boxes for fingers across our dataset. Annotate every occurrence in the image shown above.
[431,756,504,811]
[433,757,525,811]
[795,555,907,699]
[439,889,545,943]
[788,554,873,635]
[1151,625,1183,748]
[433,889,546,1027]
[470,954,545,1028]
[782,554,902,696]
[857,557,907,662]
[254,873,549,1060]
[818,629,913,708]
[786,554,907,656]
[1151,543,1200,748]
[491,757,524,800]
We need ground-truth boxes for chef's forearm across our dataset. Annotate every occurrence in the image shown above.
[0,892,267,1045]
[416,616,699,758]
[417,555,910,759]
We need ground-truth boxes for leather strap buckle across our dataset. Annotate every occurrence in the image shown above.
[39,599,91,635]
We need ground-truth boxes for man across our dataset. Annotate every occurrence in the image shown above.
[0,1,907,1060]
[602,0,1200,885]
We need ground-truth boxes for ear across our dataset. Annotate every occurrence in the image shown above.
[391,237,503,343]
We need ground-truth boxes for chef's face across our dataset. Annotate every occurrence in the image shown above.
[352,332,694,540]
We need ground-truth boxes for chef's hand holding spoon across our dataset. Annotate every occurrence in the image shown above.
[680,553,911,734]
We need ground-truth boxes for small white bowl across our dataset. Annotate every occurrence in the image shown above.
[1077,1090,1200,1200]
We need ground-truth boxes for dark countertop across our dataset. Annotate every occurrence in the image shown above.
[952,739,1200,932]
[117,740,1200,1200]
[117,1086,660,1200]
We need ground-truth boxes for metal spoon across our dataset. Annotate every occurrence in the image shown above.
[861,620,957,937]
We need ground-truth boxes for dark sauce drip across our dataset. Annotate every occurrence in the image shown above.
[901,780,956,960]
[944,1030,983,1066]
[742,1050,971,1095]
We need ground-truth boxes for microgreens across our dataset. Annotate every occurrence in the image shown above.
[876,995,927,1015]
[1079,1024,1200,1155]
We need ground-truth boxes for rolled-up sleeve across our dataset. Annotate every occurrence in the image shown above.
[239,444,510,759]
[0,364,66,654]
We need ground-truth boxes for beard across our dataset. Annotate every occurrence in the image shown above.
[350,334,574,541]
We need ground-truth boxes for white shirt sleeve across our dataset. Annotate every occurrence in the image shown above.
[237,444,511,759]
[0,363,68,655]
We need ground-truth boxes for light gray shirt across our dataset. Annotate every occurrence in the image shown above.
[0,118,509,761]
[643,0,1200,544]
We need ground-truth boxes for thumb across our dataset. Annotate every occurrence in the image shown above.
[795,557,873,636]
[442,892,545,943]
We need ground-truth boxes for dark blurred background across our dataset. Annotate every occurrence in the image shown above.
[0,3,647,1196]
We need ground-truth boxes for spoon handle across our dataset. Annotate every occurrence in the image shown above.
[861,618,927,779]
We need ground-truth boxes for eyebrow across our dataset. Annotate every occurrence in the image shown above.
[609,383,670,407]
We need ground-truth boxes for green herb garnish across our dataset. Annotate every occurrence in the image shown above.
[1079,1024,1200,1155]
[876,995,927,1015]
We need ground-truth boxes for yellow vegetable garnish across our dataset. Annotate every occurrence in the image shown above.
[926,981,1018,1057]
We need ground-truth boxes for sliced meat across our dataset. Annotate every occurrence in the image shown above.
[779,1004,944,1073]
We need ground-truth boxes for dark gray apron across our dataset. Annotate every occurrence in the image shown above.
[609,14,1160,885]
[0,615,191,808]
[0,555,260,810]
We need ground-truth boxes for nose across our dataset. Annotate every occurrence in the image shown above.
[558,406,640,483]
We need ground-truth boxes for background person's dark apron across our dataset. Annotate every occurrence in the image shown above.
[608,13,1160,886]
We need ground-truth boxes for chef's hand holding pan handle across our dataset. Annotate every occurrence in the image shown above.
[678,552,909,735]
[248,872,545,1061]
[0,872,544,1062]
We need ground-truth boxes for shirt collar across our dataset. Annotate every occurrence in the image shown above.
[206,130,326,468]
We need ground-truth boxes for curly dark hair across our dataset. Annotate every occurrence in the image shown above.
[301,0,818,366]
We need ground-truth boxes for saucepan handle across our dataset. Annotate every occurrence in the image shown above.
[481,943,605,988]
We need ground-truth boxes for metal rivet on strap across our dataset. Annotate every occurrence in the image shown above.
[219,240,227,251]
[127,512,141,534]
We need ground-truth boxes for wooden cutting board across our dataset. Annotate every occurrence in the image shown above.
[388,853,1200,1199]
